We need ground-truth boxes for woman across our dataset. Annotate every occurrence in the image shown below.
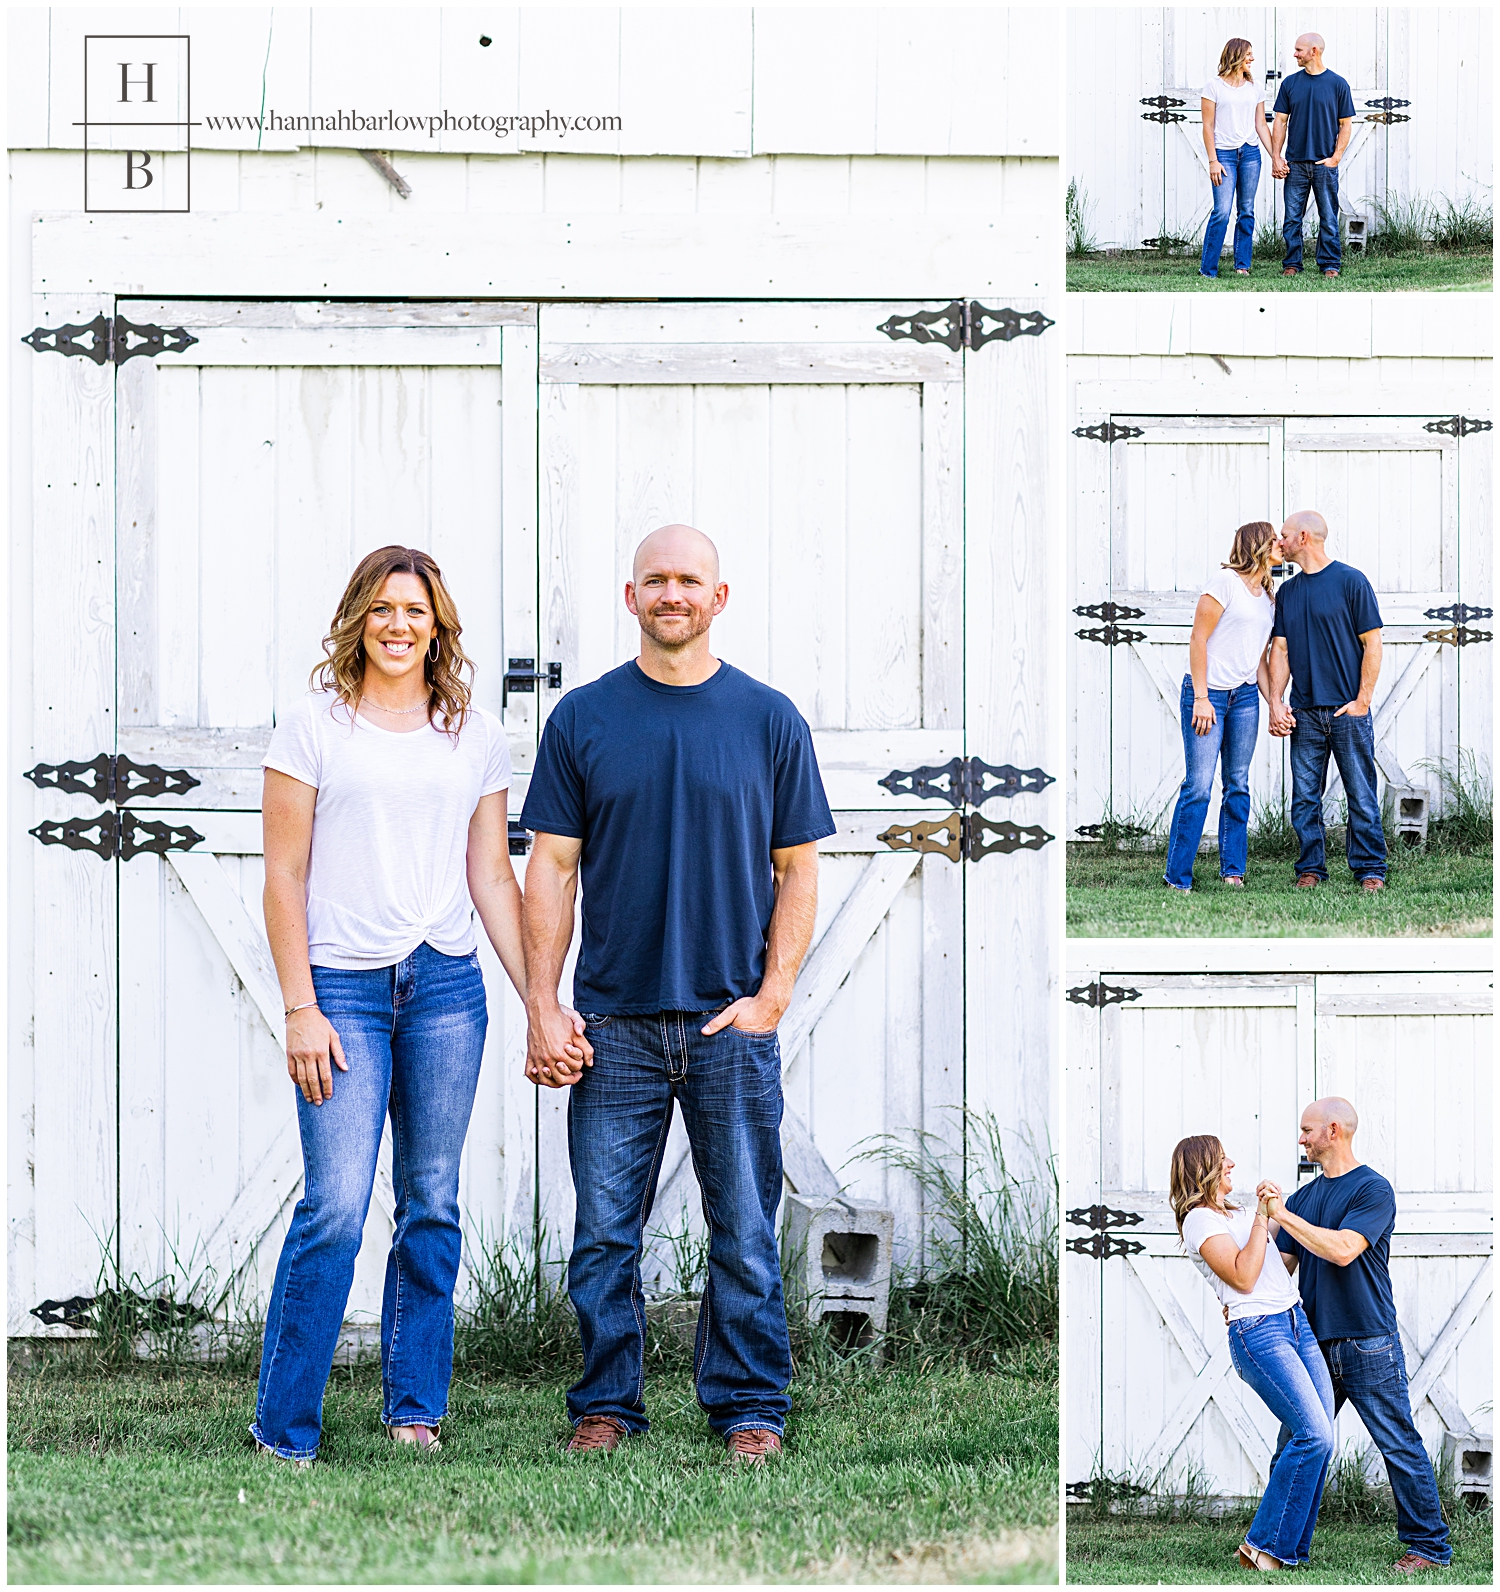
[1172,1136,1334,1572]
[1199,39,1274,278]
[251,546,576,1462]
[1163,521,1280,892]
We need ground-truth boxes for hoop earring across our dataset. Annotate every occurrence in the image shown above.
[428,638,440,663]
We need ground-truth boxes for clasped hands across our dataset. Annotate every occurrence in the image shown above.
[1255,1179,1284,1220]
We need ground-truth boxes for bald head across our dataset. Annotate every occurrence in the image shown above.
[633,524,720,585]
[1283,510,1327,541]
[1296,32,1325,51]
[1309,1096,1358,1137]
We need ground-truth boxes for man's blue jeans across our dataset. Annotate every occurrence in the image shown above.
[566,1011,792,1438]
[1273,1334,1452,1564]
[1283,160,1342,271]
[1229,1305,1336,1565]
[1289,707,1387,881]
[251,943,488,1459]
[1163,677,1260,889]
[1200,143,1261,275]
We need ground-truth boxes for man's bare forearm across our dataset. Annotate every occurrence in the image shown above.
[760,851,818,1004]
[1273,1204,1367,1267]
[1358,633,1381,705]
[521,859,578,1015]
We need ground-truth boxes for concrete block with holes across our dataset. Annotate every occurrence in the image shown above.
[1386,784,1431,847]
[781,1194,894,1346]
[1442,1430,1492,1510]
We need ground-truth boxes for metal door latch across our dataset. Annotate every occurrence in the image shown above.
[502,658,563,705]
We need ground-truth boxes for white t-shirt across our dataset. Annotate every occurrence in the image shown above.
[1201,75,1267,150]
[264,692,512,969]
[1202,568,1275,688]
[1182,1204,1301,1321]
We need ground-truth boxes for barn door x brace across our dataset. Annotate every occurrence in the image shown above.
[24,753,204,861]
[877,755,1054,862]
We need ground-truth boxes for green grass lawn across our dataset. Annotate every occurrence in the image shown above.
[1065,1509,1492,1585]
[7,1353,1058,1584]
[1065,249,1491,292]
[1065,845,1492,938]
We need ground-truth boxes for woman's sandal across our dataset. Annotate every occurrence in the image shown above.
[1235,1541,1283,1572]
[386,1423,442,1453]
[1222,876,1245,888]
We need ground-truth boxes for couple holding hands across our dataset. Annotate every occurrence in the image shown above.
[1171,1101,1451,1575]
[252,526,831,1466]
[1200,32,1355,279]
[1163,511,1386,894]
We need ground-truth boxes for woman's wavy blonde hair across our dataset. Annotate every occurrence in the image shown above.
[1170,1134,1232,1235]
[1218,37,1255,82]
[1223,519,1279,601]
[311,545,473,735]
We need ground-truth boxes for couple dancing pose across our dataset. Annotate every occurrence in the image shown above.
[1199,32,1355,279]
[251,525,831,1464]
[1172,1100,1451,1575]
[1164,511,1385,893]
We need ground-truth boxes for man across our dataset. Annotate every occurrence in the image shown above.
[1264,510,1386,891]
[519,523,833,1464]
[1271,33,1356,278]
[1260,1099,1452,1575]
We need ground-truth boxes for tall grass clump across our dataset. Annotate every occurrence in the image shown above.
[1067,178,1099,256]
[1429,193,1493,251]
[1369,190,1493,255]
[1247,792,1299,859]
[857,1112,1058,1372]
[453,1225,579,1381]
[1420,751,1494,853]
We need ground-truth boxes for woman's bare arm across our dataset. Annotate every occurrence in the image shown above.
[466,791,526,999]
[1202,99,1224,183]
[262,768,346,1105]
[1197,1203,1272,1295]
[1188,593,1225,733]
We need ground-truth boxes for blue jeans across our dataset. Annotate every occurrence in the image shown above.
[1200,143,1260,274]
[566,1010,792,1438]
[1274,1334,1452,1564]
[1163,677,1260,889]
[251,943,488,1459]
[1283,160,1341,271]
[1289,707,1387,881]
[1230,1305,1336,1565]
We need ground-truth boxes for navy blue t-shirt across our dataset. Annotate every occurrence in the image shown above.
[1273,69,1355,162]
[1276,1164,1398,1340]
[1271,561,1382,710]
[519,660,835,1014]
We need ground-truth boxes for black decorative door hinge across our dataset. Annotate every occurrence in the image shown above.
[1139,95,1185,123]
[1424,625,1492,647]
[1425,604,1493,624]
[508,819,532,857]
[1076,822,1149,841]
[1077,624,1146,646]
[1364,111,1409,124]
[1073,421,1144,444]
[1066,1231,1145,1260]
[24,752,200,804]
[1074,602,1145,624]
[879,755,1054,805]
[31,1289,209,1331]
[1067,1204,1145,1232]
[1067,981,1142,1008]
[1424,416,1491,437]
[876,301,1054,353]
[502,658,563,705]
[877,811,1053,863]
[30,810,204,861]
[1366,97,1410,111]
[22,312,199,366]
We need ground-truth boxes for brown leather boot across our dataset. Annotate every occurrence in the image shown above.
[1295,873,1321,889]
[566,1415,627,1453]
[1393,1553,1444,1575]
[726,1427,783,1464]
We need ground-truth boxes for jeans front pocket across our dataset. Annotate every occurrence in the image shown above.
[580,1013,612,1029]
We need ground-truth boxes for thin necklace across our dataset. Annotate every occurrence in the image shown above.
[360,694,431,715]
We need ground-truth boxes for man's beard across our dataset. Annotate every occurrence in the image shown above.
[639,607,713,647]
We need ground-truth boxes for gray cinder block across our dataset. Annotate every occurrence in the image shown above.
[781,1194,894,1345]
[1442,1429,1492,1510]
[1386,784,1430,847]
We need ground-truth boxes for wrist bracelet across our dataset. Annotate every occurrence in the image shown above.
[284,1000,319,1019]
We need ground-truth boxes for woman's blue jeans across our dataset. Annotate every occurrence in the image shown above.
[566,1010,792,1438]
[251,943,488,1459]
[1200,143,1261,275]
[1229,1305,1336,1566]
[1163,677,1260,889]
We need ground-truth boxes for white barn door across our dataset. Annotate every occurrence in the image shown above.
[1066,969,1493,1498]
[20,300,540,1331]
[1070,409,1490,838]
[535,300,1056,1277]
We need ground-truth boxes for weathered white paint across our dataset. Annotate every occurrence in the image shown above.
[1068,353,1492,840]
[14,8,1059,158]
[1068,7,1492,252]
[1066,969,1492,1497]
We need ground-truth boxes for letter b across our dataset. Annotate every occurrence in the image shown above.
[124,151,154,189]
